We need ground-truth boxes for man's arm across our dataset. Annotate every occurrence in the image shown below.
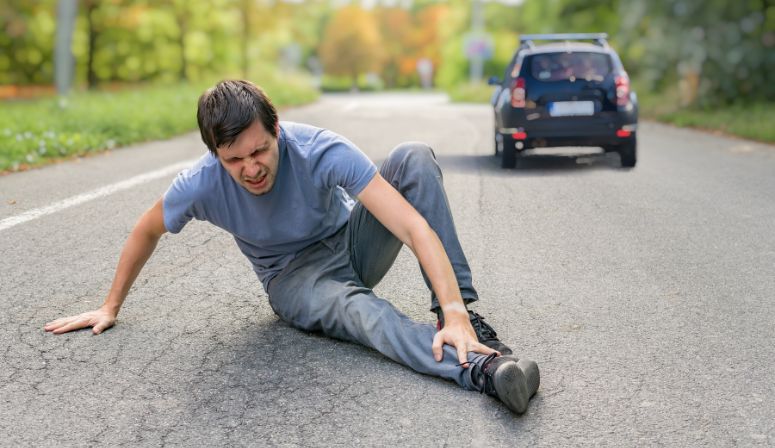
[356,174,497,365]
[44,198,168,335]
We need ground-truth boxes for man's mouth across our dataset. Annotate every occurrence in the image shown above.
[244,172,267,188]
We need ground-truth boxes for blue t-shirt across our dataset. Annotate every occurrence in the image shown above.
[163,122,378,289]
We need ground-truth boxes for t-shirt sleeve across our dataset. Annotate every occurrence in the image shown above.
[162,170,202,234]
[307,130,377,197]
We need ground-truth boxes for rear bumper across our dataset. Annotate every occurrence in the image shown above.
[498,105,638,149]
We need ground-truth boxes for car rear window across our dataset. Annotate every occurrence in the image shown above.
[530,52,612,82]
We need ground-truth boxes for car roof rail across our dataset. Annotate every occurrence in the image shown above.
[519,33,609,49]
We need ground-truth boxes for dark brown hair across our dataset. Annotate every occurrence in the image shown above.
[196,80,278,155]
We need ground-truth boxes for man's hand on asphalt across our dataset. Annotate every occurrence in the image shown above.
[44,307,117,335]
[432,312,499,366]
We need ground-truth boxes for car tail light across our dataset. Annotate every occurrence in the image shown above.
[510,77,526,108]
[616,129,631,138]
[615,75,630,106]
[512,131,527,140]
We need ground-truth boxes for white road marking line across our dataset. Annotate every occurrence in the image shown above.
[0,159,198,232]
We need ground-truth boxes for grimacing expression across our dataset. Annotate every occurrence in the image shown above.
[216,121,280,196]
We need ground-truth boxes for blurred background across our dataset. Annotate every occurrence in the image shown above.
[1,0,773,172]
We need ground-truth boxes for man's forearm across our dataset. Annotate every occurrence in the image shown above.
[102,200,167,315]
[355,174,469,321]
[44,199,167,335]
[409,225,468,320]
[102,227,161,315]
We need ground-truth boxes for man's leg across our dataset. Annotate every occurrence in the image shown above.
[266,231,483,390]
[349,142,476,307]
[266,230,539,413]
[348,142,512,354]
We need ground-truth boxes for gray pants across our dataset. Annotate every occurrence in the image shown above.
[266,142,485,390]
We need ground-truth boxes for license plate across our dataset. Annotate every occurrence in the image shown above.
[548,101,594,117]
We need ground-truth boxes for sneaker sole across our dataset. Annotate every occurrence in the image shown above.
[493,361,530,414]
[516,359,540,398]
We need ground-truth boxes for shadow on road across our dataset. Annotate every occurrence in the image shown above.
[436,151,623,176]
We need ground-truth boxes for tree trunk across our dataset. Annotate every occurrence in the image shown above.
[240,0,250,78]
[86,1,97,89]
[176,8,188,81]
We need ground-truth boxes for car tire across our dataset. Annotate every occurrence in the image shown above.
[618,136,637,168]
[501,134,517,169]
[494,131,500,156]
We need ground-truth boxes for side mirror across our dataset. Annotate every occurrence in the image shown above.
[487,76,501,86]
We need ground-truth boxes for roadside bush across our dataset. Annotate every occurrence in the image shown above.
[445,82,493,103]
[656,102,775,143]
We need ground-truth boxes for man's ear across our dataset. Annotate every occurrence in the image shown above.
[275,122,280,137]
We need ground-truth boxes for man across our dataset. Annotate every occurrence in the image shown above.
[44,80,539,414]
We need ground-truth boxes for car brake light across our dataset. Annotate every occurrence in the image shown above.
[512,131,527,140]
[616,129,631,138]
[615,75,629,106]
[510,77,526,108]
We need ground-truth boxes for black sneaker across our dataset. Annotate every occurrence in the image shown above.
[436,309,514,355]
[472,353,540,414]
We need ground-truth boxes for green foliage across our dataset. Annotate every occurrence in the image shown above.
[436,34,469,89]
[319,6,384,88]
[0,76,319,172]
[0,1,57,84]
[319,75,382,93]
[435,3,469,89]
[0,0,312,87]
[2,0,771,148]
[619,0,774,106]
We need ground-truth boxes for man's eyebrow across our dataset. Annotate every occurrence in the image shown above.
[225,141,268,158]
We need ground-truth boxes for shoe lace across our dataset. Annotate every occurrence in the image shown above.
[469,311,499,341]
[457,352,500,394]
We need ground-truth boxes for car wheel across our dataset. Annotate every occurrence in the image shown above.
[618,136,637,168]
[501,134,517,169]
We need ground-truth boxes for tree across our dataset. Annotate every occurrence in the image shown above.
[319,6,384,89]
[375,7,412,88]
[165,0,192,81]
[619,0,774,105]
[82,0,99,88]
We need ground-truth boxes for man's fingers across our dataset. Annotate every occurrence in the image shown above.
[92,320,112,335]
[44,316,74,330]
[456,345,469,367]
[51,317,90,334]
[432,332,443,362]
[472,342,499,356]
[44,317,74,332]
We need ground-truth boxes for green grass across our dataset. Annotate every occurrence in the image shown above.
[445,82,493,103]
[0,74,319,172]
[633,81,774,142]
[650,102,775,143]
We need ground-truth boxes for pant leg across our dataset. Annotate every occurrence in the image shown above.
[349,142,478,310]
[266,230,482,390]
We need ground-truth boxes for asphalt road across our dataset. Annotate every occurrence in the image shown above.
[1,93,774,447]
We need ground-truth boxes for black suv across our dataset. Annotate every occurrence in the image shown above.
[488,33,638,168]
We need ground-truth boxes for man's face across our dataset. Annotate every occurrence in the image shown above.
[216,120,280,196]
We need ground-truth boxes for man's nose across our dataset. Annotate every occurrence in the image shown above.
[244,157,260,177]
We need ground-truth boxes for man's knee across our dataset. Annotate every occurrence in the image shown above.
[384,142,440,179]
[388,142,436,164]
